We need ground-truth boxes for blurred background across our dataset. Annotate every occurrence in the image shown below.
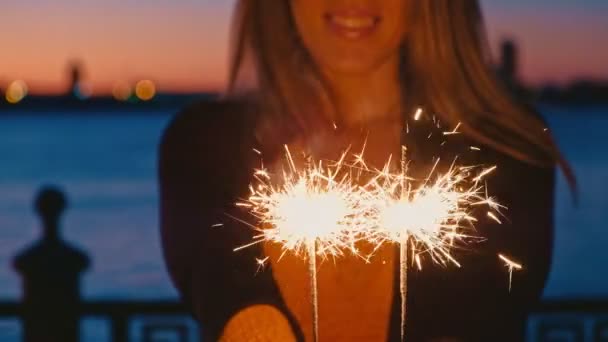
[0,0,607,341]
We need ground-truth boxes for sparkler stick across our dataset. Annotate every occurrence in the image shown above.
[399,237,408,342]
[308,241,319,342]
[302,158,321,342]
[399,146,408,342]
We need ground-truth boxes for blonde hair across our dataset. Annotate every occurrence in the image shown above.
[227,0,576,190]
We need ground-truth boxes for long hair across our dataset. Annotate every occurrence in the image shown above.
[226,0,576,191]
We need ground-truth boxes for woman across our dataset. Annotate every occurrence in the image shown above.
[159,1,575,341]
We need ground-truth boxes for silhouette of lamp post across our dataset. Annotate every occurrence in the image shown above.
[13,186,90,342]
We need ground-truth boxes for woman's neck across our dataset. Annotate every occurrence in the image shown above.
[322,54,403,127]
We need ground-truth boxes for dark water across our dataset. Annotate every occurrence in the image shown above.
[0,112,175,300]
[0,106,606,340]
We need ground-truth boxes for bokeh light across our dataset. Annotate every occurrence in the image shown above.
[135,80,156,101]
[5,80,28,104]
[112,81,132,101]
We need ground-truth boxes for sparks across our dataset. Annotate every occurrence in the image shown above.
[236,145,368,342]
[499,254,523,291]
[415,254,422,271]
[237,146,363,257]
[359,131,496,268]
[235,130,502,342]
[443,122,462,135]
[473,165,497,182]
[414,107,423,121]
[352,136,370,171]
[487,211,502,224]
[356,147,498,342]
[366,161,490,267]
[255,256,269,273]
[235,146,372,263]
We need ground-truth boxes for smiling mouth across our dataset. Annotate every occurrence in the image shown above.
[324,10,381,40]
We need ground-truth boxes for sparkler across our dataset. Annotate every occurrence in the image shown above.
[234,145,364,342]
[335,112,501,341]
[359,148,500,342]
[234,117,505,341]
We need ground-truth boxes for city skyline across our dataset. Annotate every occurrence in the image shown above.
[1,0,607,95]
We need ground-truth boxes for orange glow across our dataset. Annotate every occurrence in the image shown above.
[135,80,156,101]
[112,81,132,101]
[5,80,28,104]
[1,3,606,94]
[0,4,232,95]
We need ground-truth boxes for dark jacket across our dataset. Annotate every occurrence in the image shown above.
[158,99,555,341]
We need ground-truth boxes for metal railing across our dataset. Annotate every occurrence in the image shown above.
[2,299,608,341]
[0,300,194,342]
[530,300,608,341]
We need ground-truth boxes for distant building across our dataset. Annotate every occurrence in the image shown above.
[66,60,91,100]
[499,40,518,84]
[0,77,7,104]
[495,39,531,101]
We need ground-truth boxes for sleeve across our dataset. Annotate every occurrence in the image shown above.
[492,108,558,305]
[406,146,558,340]
[485,154,557,305]
[158,101,294,340]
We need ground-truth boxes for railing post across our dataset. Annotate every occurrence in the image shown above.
[112,314,129,342]
[12,186,90,342]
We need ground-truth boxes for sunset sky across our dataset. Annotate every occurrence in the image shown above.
[1,0,607,95]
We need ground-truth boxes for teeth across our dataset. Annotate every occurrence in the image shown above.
[330,15,376,29]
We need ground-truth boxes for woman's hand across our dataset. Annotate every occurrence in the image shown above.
[219,305,297,342]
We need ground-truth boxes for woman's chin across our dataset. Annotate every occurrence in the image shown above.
[321,58,382,76]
